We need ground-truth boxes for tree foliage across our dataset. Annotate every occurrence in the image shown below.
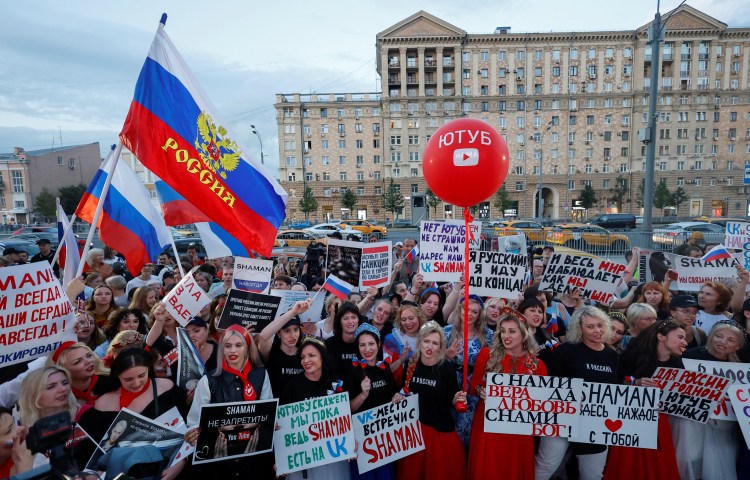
[579,184,598,209]
[671,186,689,214]
[653,181,672,209]
[34,188,56,220]
[608,176,630,212]
[382,178,405,218]
[425,188,440,217]
[57,184,87,214]
[340,188,358,214]
[298,186,318,219]
[493,185,512,215]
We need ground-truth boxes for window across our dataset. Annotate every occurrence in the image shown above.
[409,152,420,162]
[57,156,63,166]
[322,155,330,165]
[11,170,23,192]
[339,155,346,165]
[374,172,381,181]
[516,50,525,61]
[568,180,575,190]
[480,51,489,61]
[356,155,364,166]
[569,66,578,76]
[356,139,363,148]
[514,166,524,175]
[515,182,524,191]
[284,140,295,150]
[498,50,507,61]
[68,158,75,169]
[340,172,347,181]
[588,48,596,59]
[339,140,346,149]
[391,152,401,162]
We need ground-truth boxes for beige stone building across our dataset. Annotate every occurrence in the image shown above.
[277,5,750,223]
[0,143,101,225]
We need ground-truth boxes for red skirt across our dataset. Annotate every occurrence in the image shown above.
[396,423,466,480]
[467,400,534,480]
[603,413,679,480]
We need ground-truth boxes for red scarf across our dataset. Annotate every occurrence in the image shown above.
[72,375,100,406]
[222,360,257,401]
[119,379,151,409]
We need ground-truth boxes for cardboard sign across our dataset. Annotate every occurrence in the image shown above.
[270,289,326,324]
[176,327,206,391]
[274,392,356,475]
[360,241,393,289]
[467,250,527,297]
[672,255,737,292]
[572,382,659,449]
[327,238,363,290]
[728,385,750,449]
[193,400,278,464]
[684,359,750,421]
[352,395,424,473]
[484,374,582,437]
[725,221,750,250]
[217,290,282,331]
[538,253,627,304]
[162,267,211,326]
[233,257,273,293]
[653,367,732,423]
[418,220,482,282]
[0,262,76,368]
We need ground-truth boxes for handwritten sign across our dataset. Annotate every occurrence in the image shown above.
[360,241,393,289]
[0,262,75,368]
[418,220,481,282]
[684,359,750,421]
[572,382,659,449]
[653,367,732,423]
[728,385,750,449]
[233,257,273,294]
[327,238,363,290]
[672,255,737,292]
[725,221,750,250]
[484,374,582,437]
[217,291,281,331]
[193,400,278,464]
[270,289,326,324]
[162,267,211,326]
[467,250,527,297]
[274,392,355,475]
[538,253,626,304]
[352,395,424,473]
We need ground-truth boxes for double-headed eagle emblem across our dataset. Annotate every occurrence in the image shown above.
[194,112,241,179]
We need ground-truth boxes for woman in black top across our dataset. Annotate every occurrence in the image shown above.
[517,297,556,365]
[324,301,362,376]
[535,305,619,480]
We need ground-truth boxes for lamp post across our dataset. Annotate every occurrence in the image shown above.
[534,121,553,220]
[250,125,264,165]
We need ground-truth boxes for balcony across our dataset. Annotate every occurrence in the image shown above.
[679,70,691,78]
[699,53,709,60]
[425,59,437,67]
[663,53,673,61]
[681,53,691,60]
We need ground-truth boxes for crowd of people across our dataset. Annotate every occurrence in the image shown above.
[1,232,749,480]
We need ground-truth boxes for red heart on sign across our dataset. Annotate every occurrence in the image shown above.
[604,419,623,432]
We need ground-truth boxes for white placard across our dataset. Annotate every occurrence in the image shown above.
[538,253,627,304]
[418,220,481,282]
[467,250,527,297]
[162,267,211,326]
[233,257,273,293]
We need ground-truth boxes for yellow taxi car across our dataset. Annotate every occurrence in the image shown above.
[338,220,387,239]
[545,223,630,253]
[274,230,328,248]
[493,220,550,245]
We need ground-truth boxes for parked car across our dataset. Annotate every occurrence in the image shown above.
[12,226,57,237]
[274,230,328,248]
[692,216,748,227]
[305,223,362,241]
[0,239,40,258]
[385,219,414,228]
[340,220,387,238]
[493,220,551,245]
[587,213,636,230]
[546,223,630,253]
[288,220,313,230]
[168,238,208,260]
[652,222,726,249]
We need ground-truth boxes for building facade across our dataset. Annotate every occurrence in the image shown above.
[0,143,101,225]
[277,5,750,223]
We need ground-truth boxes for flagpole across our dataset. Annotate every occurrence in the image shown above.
[166,229,186,278]
[76,143,123,278]
[51,197,77,268]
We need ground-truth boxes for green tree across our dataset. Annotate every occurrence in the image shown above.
[653,181,672,209]
[57,184,87,214]
[608,176,630,212]
[635,179,645,208]
[298,186,318,220]
[493,185,512,216]
[671,186,689,215]
[382,178,405,220]
[425,188,440,217]
[579,184,598,209]
[340,188,358,217]
[34,188,56,221]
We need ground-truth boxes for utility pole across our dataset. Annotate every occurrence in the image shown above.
[643,2,663,235]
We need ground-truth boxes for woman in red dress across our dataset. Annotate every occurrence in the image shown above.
[468,307,547,480]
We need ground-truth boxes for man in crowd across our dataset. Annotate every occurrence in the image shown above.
[30,239,58,276]
[157,252,176,279]
[209,265,233,297]
[105,275,129,307]
[125,262,159,296]
[186,244,203,266]
[396,237,419,286]
[532,257,545,284]
[3,247,23,265]
[273,275,293,290]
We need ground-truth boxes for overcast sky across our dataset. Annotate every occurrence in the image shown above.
[1,0,747,178]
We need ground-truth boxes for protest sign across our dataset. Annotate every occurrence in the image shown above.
[538,253,626,304]
[0,262,75,368]
[217,290,282,331]
[636,248,672,283]
[725,221,750,250]
[154,407,193,467]
[418,220,482,282]
[484,374,582,437]
[274,392,356,475]
[495,233,527,254]
[728,385,750,449]
[193,400,278,465]
[162,267,211,326]
[176,327,206,391]
[270,289,326,323]
[653,367,732,423]
[86,408,184,473]
[360,241,392,289]
[672,255,737,292]
[684,359,750,421]
[572,382,659,449]
[352,395,424,473]
[233,257,273,293]
[327,238,363,290]
[467,250,527,297]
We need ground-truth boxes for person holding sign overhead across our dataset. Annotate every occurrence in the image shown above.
[468,307,547,479]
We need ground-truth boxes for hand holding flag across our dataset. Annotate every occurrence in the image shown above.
[701,244,734,264]
[322,274,355,300]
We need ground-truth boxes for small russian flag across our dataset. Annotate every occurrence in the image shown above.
[323,274,355,300]
[701,244,733,263]
[406,245,419,263]
[546,312,559,334]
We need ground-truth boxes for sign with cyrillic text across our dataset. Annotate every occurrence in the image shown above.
[672,255,737,292]
[163,266,211,326]
[684,359,750,421]
[418,220,481,282]
[539,253,626,304]
[233,257,273,294]
[360,241,393,289]
[468,250,527,297]
[653,367,732,423]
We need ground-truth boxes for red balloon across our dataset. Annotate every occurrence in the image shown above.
[422,118,509,207]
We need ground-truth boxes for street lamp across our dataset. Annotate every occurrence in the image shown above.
[250,125,264,165]
[534,120,553,220]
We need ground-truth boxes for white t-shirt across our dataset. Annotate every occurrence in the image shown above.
[125,275,159,296]
[694,310,729,333]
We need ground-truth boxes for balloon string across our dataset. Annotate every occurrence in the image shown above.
[462,207,472,393]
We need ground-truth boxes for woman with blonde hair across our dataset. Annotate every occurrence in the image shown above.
[47,342,110,405]
[383,302,426,382]
[128,286,158,321]
[86,248,112,278]
[483,297,505,331]
[620,303,658,351]
[468,308,546,479]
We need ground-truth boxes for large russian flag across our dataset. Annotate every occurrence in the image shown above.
[155,180,250,259]
[120,20,287,257]
[75,153,172,276]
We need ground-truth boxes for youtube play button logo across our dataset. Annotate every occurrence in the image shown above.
[452,148,479,167]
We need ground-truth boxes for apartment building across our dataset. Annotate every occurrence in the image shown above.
[277,5,750,222]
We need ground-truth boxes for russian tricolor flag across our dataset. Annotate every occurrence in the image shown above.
[323,274,354,301]
[155,180,249,259]
[75,152,171,276]
[57,204,80,288]
[119,18,287,257]
[701,244,734,263]
[405,245,419,263]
